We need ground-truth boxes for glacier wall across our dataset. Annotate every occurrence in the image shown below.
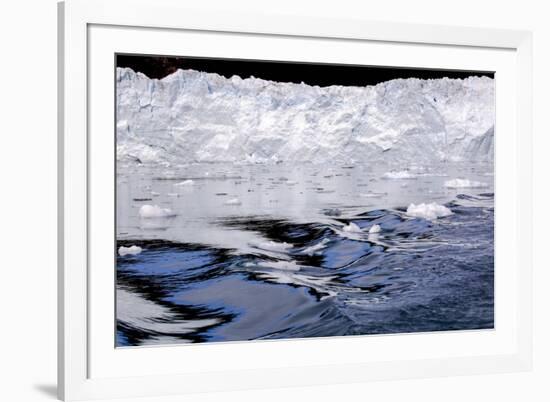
[116,67,494,165]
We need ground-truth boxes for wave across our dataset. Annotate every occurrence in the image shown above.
[116,196,494,346]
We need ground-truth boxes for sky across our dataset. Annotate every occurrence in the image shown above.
[117,54,494,87]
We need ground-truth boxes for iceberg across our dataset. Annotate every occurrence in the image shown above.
[369,224,382,234]
[118,245,143,256]
[406,203,453,220]
[138,204,176,218]
[116,67,494,166]
[342,222,362,233]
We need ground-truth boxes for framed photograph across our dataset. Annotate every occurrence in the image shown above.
[58,0,533,400]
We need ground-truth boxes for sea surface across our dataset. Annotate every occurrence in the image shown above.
[116,162,494,346]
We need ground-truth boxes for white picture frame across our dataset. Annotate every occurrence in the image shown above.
[58,0,533,400]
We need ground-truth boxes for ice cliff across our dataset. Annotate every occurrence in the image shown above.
[116,67,494,165]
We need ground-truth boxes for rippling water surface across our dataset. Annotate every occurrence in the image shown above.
[116,162,494,346]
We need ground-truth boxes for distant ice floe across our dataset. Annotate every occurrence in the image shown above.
[360,192,386,198]
[342,222,362,233]
[118,245,142,256]
[383,170,417,180]
[175,179,195,186]
[224,197,242,205]
[138,204,176,218]
[406,203,453,220]
[444,178,488,189]
[369,224,382,234]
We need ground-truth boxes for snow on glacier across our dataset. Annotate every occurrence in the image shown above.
[116,67,494,166]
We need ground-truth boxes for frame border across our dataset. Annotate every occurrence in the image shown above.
[58,0,533,400]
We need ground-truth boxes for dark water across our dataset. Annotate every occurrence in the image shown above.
[116,193,494,346]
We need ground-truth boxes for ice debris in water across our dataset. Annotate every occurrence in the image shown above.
[175,179,195,186]
[342,222,362,233]
[369,224,381,234]
[258,260,301,271]
[118,245,142,256]
[383,170,417,179]
[360,192,386,198]
[224,198,242,205]
[250,240,293,253]
[301,238,330,256]
[444,178,488,188]
[406,203,452,220]
[138,204,176,218]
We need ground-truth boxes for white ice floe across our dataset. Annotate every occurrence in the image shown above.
[368,224,382,234]
[175,179,195,186]
[406,203,453,220]
[383,170,417,179]
[444,178,488,189]
[224,197,242,205]
[342,222,362,233]
[118,245,143,256]
[150,191,160,196]
[301,238,330,256]
[138,204,176,218]
[360,192,386,198]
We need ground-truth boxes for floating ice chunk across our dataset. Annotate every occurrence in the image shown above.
[360,192,386,198]
[259,260,300,271]
[369,224,381,234]
[444,178,488,189]
[151,191,160,196]
[286,180,298,185]
[406,203,452,220]
[175,179,194,186]
[138,204,176,218]
[224,198,242,205]
[383,170,417,179]
[342,222,362,233]
[118,245,142,256]
[250,240,293,253]
[301,238,330,256]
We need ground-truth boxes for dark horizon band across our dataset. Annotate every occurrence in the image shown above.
[117,53,494,87]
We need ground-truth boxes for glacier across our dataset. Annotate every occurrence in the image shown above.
[116,67,494,166]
